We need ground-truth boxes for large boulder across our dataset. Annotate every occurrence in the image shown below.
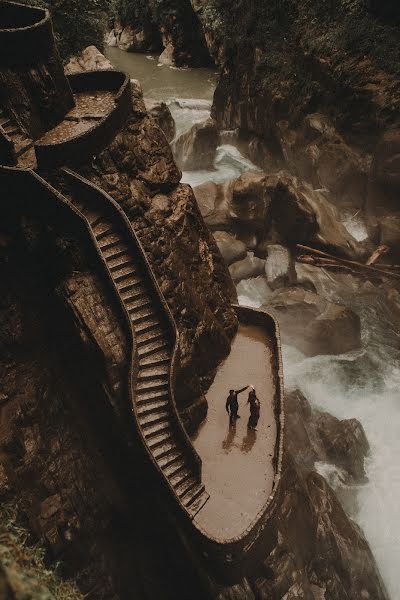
[172,118,219,170]
[145,99,176,142]
[229,253,266,283]
[264,287,361,356]
[277,114,369,209]
[228,171,272,231]
[267,173,362,259]
[285,389,370,483]
[372,127,400,192]
[65,45,114,75]
[193,181,232,231]
[213,231,247,266]
[264,244,296,290]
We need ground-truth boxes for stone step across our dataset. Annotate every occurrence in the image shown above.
[130,305,157,323]
[137,338,169,359]
[147,429,174,451]
[16,141,33,158]
[185,485,208,512]
[158,450,184,470]
[136,326,165,346]
[135,385,169,403]
[121,284,148,303]
[137,365,169,380]
[170,466,192,489]
[176,477,197,500]
[142,419,171,439]
[107,255,135,273]
[139,409,170,428]
[115,274,143,294]
[139,348,170,368]
[134,316,160,335]
[161,454,186,476]
[126,295,152,312]
[97,234,121,252]
[94,222,114,241]
[152,439,178,460]
[136,378,168,393]
[102,241,129,261]
[112,264,138,283]
[136,399,169,417]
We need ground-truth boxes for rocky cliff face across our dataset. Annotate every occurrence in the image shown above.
[0,47,236,599]
[194,0,400,237]
[216,390,388,600]
[108,0,213,67]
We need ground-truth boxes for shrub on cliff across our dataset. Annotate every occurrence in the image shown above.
[17,0,110,60]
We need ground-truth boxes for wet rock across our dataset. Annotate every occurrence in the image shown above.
[159,43,175,66]
[145,99,176,142]
[379,215,400,257]
[372,127,400,192]
[267,173,362,259]
[229,253,266,283]
[193,181,231,231]
[106,22,160,53]
[65,45,114,75]
[285,390,370,483]
[277,114,369,208]
[172,118,219,170]
[213,231,247,266]
[256,460,389,600]
[229,171,272,232]
[264,287,361,356]
[265,244,296,290]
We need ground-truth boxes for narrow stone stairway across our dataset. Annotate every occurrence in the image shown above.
[0,108,36,168]
[47,169,209,519]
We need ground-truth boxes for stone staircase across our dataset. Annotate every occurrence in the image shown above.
[0,108,35,167]
[49,170,209,519]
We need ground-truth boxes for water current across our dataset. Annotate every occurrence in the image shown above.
[106,47,399,598]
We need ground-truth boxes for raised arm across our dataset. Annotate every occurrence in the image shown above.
[235,385,249,394]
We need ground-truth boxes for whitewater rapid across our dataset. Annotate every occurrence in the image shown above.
[238,276,400,599]
[105,47,398,598]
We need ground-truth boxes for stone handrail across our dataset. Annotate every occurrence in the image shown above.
[191,304,285,581]
[34,71,132,169]
[0,1,54,65]
[0,164,285,582]
[61,167,204,485]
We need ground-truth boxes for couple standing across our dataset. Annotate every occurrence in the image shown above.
[225,385,261,430]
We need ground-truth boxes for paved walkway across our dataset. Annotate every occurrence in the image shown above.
[193,323,277,540]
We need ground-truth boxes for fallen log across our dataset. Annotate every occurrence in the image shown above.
[296,245,400,280]
[366,244,389,265]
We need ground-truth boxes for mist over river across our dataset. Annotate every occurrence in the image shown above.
[106,47,399,599]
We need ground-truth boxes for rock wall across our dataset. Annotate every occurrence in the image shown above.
[194,0,400,222]
[215,390,388,600]
[0,207,210,598]
[108,0,213,67]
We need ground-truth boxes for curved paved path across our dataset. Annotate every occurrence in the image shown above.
[193,322,277,540]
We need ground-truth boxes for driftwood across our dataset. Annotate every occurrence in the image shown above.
[366,244,389,265]
[296,244,400,280]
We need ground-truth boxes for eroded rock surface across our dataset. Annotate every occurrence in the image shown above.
[172,117,219,170]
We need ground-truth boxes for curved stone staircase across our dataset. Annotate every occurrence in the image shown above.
[41,168,210,519]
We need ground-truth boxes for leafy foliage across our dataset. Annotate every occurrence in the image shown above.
[17,0,111,61]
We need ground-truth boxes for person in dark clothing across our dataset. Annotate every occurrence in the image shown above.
[247,387,261,430]
[226,386,249,424]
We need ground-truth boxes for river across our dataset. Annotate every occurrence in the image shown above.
[105,46,399,599]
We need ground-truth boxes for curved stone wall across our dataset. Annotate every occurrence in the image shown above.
[0,1,73,138]
[0,1,54,65]
[191,305,285,582]
[35,71,132,169]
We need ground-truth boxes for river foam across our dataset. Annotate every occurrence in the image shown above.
[239,276,400,599]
